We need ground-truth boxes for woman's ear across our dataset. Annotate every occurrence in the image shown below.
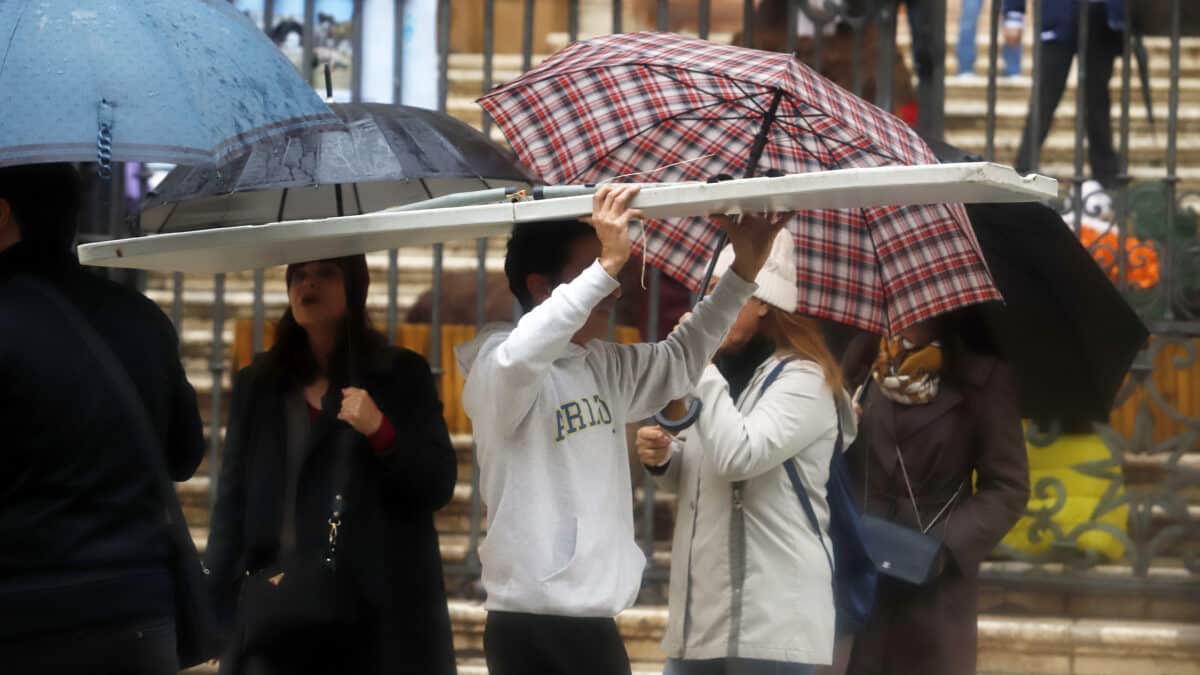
[754,299,770,318]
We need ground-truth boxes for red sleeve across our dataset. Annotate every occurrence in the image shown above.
[368,415,397,454]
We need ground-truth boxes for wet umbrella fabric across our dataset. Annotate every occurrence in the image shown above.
[140,103,536,232]
[479,31,999,334]
[0,0,339,169]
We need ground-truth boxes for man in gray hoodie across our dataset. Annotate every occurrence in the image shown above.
[456,184,787,675]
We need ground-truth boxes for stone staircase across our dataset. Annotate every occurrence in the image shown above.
[160,28,1200,675]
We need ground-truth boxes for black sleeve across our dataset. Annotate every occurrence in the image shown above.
[205,366,253,635]
[161,314,205,482]
[370,350,458,513]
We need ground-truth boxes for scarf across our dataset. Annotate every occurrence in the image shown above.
[871,334,944,405]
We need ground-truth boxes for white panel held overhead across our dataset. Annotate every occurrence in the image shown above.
[78,164,1058,275]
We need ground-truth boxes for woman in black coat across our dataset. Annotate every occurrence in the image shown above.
[207,255,458,675]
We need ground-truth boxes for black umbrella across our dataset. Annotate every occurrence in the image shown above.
[924,139,1148,425]
[139,102,536,232]
[966,200,1148,425]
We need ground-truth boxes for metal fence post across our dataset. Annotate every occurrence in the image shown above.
[303,0,317,85]
[985,0,1002,161]
[916,0,947,141]
[208,273,227,503]
[252,269,265,354]
[1029,0,1044,173]
[1163,0,1181,320]
[1071,0,1090,237]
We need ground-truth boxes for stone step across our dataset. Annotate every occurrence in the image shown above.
[448,48,1200,99]
[186,519,1199,624]
[944,130,1200,167]
[943,73,1200,105]
[453,92,1200,137]
[452,600,1200,675]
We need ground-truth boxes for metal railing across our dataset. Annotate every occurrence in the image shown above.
[77,0,1198,595]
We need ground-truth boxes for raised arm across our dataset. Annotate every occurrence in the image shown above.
[601,271,755,421]
[461,185,642,432]
[602,211,790,420]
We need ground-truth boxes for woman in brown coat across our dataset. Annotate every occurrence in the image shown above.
[840,316,1030,675]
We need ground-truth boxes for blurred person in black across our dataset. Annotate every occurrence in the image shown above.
[0,163,206,674]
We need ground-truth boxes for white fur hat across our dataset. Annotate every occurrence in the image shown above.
[711,229,797,312]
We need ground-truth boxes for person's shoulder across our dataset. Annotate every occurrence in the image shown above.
[369,344,434,377]
[777,358,835,394]
[88,273,175,331]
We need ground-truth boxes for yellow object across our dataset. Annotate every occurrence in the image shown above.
[1000,428,1129,562]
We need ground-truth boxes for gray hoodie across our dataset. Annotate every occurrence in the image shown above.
[455,260,755,617]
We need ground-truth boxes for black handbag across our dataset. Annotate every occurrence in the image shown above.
[236,412,362,652]
[858,447,962,586]
[21,277,220,668]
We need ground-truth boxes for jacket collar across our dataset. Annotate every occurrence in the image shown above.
[864,350,998,477]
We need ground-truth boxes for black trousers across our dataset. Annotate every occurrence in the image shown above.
[484,611,632,675]
[1014,2,1124,188]
[0,617,177,675]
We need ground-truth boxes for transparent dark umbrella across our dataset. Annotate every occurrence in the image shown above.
[140,102,536,231]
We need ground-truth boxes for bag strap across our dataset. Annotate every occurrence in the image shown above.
[757,357,838,574]
[15,276,205,569]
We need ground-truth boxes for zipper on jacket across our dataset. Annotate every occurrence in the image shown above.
[727,482,747,657]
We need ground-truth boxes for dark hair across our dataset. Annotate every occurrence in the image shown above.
[0,163,82,256]
[273,255,384,386]
[505,218,596,311]
[759,306,845,393]
[934,307,1004,387]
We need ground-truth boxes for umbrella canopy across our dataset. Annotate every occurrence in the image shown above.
[479,31,1001,334]
[0,0,339,169]
[139,102,536,232]
[924,139,1148,424]
[966,200,1148,424]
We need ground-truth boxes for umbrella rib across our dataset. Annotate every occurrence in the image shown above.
[643,64,908,167]
[772,114,907,167]
[156,196,183,234]
[639,64,772,117]
[562,92,761,183]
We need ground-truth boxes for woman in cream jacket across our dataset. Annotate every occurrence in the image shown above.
[638,230,856,675]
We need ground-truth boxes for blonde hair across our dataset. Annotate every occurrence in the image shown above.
[758,305,844,393]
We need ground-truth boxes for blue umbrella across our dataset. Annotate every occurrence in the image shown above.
[0,0,340,171]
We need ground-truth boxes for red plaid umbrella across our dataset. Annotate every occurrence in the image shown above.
[479,32,1000,334]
